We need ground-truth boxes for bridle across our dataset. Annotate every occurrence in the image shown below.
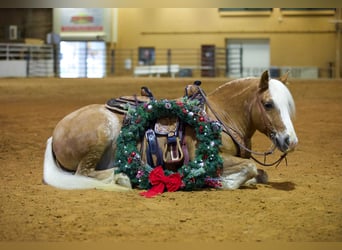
[194,86,288,167]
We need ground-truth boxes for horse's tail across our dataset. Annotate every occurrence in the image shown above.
[43,137,130,192]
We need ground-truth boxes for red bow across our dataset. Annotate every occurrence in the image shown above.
[140,166,182,198]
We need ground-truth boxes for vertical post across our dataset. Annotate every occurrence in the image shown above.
[53,44,58,77]
[167,48,171,77]
[111,49,115,75]
[110,9,118,76]
[335,8,341,79]
[27,47,31,77]
[239,46,243,77]
[85,43,88,78]
[225,47,228,77]
[6,44,9,60]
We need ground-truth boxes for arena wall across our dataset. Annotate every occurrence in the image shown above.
[117,8,339,77]
[0,8,340,78]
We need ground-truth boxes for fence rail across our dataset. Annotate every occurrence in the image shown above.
[0,43,325,78]
[108,47,227,77]
[0,43,54,77]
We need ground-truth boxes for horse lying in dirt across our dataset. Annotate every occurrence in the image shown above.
[43,70,297,193]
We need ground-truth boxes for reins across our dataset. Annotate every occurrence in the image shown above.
[194,86,288,167]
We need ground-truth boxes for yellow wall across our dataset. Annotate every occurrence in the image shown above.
[116,8,340,77]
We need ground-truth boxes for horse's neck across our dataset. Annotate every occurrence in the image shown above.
[206,79,258,142]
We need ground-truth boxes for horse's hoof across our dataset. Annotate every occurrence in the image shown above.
[255,169,268,184]
[115,173,132,189]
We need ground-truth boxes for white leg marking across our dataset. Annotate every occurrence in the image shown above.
[219,168,251,190]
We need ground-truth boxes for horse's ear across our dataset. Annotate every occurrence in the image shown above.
[279,71,290,85]
[259,70,269,91]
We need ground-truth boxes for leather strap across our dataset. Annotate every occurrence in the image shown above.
[145,129,163,167]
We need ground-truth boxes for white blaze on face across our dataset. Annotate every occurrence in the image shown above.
[268,79,298,150]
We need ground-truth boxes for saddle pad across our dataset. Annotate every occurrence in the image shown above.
[105,95,150,113]
[119,95,151,103]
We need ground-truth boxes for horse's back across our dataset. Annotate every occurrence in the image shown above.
[52,104,122,171]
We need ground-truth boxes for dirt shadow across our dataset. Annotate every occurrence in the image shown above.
[268,181,296,191]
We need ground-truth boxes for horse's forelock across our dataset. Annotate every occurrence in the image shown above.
[268,79,296,117]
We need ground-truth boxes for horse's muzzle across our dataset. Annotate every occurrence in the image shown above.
[273,132,298,153]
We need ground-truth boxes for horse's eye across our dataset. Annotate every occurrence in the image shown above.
[263,101,274,110]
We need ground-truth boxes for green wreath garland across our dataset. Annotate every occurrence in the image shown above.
[114,97,223,190]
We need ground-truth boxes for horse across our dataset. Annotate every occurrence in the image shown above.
[43,70,298,192]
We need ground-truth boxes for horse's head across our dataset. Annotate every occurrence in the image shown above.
[251,70,298,153]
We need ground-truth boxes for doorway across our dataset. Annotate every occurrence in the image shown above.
[201,45,216,77]
[226,39,270,78]
[59,41,106,78]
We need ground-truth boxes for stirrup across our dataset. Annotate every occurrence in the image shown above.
[163,137,184,163]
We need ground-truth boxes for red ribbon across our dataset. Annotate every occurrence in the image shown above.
[140,166,182,198]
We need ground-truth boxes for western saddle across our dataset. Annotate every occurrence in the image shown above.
[105,81,204,171]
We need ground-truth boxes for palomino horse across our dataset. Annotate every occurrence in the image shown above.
[43,70,297,192]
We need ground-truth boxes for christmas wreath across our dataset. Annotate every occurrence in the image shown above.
[114,97,223,193]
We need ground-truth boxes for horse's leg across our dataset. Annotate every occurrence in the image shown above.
[243,169,268,186]
[44,137,130,191]
[74,135,132,190]
[73,144,131,191]
[219,155,259,190]
[48,105,132,191]
[75,141,114,178]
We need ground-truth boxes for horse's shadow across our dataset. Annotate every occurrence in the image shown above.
[239,181,296,191]
[267,181,296,191]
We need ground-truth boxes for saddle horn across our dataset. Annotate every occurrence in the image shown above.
[141,86,155,100]
[185,80,202,97]
[194,80,202,86]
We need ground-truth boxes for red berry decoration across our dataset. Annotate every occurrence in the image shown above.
[176,101,184,107]
[127,157,133,164]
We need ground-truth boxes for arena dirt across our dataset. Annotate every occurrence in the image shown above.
[0,77,341,242]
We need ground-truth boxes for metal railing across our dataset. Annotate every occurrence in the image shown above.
[107,47,227,77]
[0,43,326,79]
[0,43,54,77]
